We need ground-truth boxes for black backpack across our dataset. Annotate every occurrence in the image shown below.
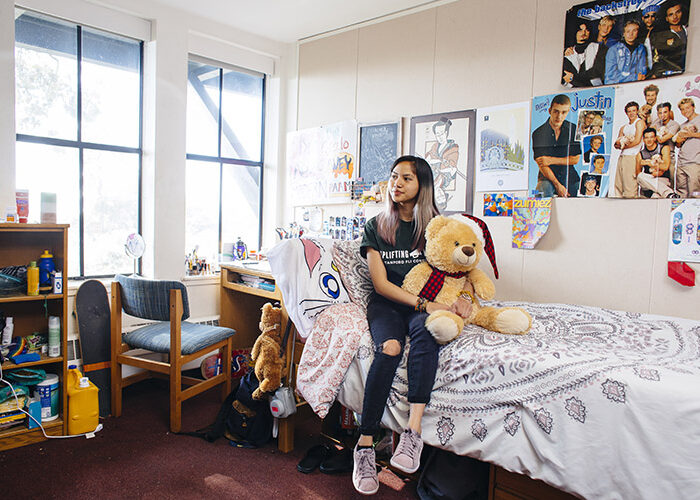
[180,370,272,448]
[417,446,489,500]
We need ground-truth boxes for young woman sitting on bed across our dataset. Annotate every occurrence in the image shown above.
[352,155,474,495]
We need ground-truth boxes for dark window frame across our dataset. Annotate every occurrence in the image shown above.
[185,60,266,256]
[15,14,144,279]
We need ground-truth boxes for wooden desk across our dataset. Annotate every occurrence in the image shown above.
[219,262,302,453]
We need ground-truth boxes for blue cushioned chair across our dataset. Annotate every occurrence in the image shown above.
[110,275,235,432]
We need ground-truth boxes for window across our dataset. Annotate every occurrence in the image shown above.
[15,10,143,278]
[185,59,265,264]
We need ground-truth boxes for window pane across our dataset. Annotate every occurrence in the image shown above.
[83,150,139,276]
[15,11,77,140]
[221,164,260,251]
[81,28,141,147]
[186,62,219,157]
[221,70,263,161]
[185,160,220,262]
[15,142,80,277]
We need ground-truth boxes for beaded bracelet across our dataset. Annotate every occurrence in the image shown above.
[415,296,427,313]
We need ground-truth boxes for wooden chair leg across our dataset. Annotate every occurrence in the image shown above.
[221,337,233,400]
[169,289,183,433]
[110,282,123,418]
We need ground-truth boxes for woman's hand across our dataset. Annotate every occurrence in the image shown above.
[450,297,473,319]
[425,301,450,314]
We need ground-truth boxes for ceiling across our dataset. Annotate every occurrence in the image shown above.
[154,0,446,43]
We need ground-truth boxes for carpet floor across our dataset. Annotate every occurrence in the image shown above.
[0,379,418,499]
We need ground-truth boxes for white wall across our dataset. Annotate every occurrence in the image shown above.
[293,0,700,320]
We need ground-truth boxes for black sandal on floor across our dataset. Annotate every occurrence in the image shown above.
[297,443,332,474]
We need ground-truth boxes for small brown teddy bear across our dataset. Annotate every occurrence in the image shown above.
[402,214,531,344]
[251,303,285,400]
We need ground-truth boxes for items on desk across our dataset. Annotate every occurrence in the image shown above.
[185,247,214,276]
[238,273,276,292]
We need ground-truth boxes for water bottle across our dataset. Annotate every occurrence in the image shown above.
[48,316,60,357]
[39,250,56,289]
[235,237,247,260]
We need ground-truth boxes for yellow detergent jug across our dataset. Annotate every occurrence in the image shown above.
[67,366,99,435]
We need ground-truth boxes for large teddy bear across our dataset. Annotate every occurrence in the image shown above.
[251,303,285,400]
[402,214,531,344]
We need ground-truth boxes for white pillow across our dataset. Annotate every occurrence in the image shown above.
[268,238,350,339]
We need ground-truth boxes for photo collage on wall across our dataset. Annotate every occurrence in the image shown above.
[286,1,696,216]
[562,0,691,88]
[529,87,616,197]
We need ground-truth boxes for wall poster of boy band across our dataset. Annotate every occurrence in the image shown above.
[562,0,690,88]
[609,73,700,198]
[529,87,616,197]
[410,110,476,213]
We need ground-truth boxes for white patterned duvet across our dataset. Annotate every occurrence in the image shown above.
[296,301,700,500]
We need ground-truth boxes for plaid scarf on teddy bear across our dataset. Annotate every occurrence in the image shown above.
[418,265,466,302]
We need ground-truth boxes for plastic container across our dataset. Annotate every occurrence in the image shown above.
[67,366,99,435]
[1,317,13,345]
[37,373,59,421]
[39,250,55,288]
[48,316,60,357]
[26,397,42,429]
[15,190,29,224]
[27,261,39,296]
[235,237,247,260]
[5,206,17,223]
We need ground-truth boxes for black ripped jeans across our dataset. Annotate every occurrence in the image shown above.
[359,292,441,437]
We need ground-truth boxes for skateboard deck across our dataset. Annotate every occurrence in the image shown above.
[75,280,111,417]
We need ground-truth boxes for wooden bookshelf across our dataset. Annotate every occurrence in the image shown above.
[0,224,69,450]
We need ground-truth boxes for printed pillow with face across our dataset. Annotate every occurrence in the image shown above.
[268,238,350,339]
[332,239,373,310]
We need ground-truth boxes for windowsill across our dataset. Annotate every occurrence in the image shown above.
[66,273,220,296]
[181,274,220,285]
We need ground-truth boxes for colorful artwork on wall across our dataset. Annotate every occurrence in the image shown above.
[609,73,700,199]
[668,199,700,262]
[287,120,357,206]
[562,0,691,88]
[512,198,552,249]
[475,102,530,192]
[409,110,476,213]
[483,193,514,217]
[529,87,616,198]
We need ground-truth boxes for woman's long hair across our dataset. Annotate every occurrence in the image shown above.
[377,155,439,252]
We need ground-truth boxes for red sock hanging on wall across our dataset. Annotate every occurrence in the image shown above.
[667,262,695,287]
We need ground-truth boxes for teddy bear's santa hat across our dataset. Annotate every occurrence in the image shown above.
[449,213,499,279]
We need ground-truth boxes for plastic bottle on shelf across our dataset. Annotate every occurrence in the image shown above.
[1,317,13,345]
[27,261,39,296]
[48,316,60,357]
[39,250,56,290]
[67,365,99,435]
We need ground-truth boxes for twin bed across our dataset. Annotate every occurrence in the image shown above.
[270,238,700,500]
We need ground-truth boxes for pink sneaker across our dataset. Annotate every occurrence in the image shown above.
[390,429,423,474]
[353,445,379,495]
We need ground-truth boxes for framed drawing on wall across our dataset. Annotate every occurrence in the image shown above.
[409,109,476,213]
[358,120,402,186]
